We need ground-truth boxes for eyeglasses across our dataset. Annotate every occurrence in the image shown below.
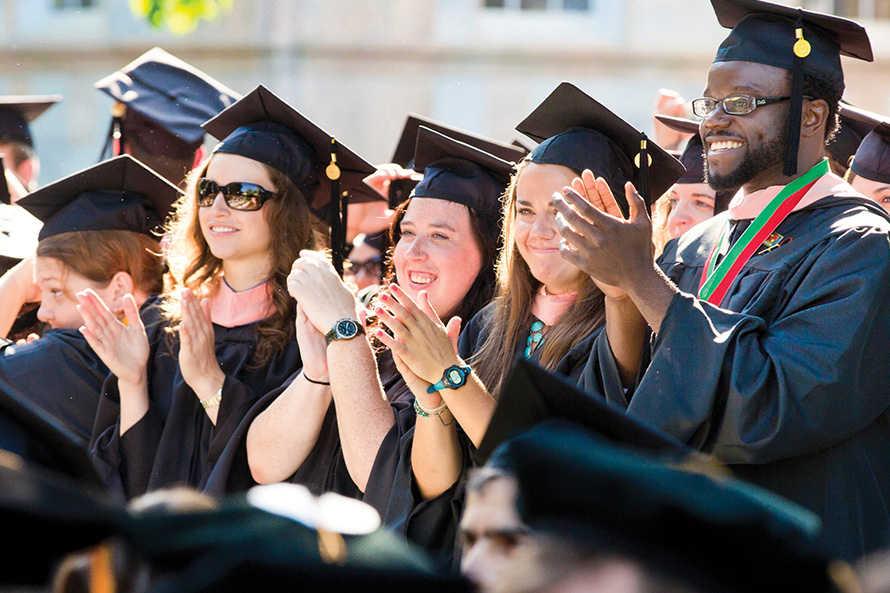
[197,178,277,211]
[691,95,791,118]
[344,256,383,278]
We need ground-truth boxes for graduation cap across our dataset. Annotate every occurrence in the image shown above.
[654,114,735,213]
[388,113,526,209]
[410,126,516,220]
[828,101,876,174]
[839,104,890,185]
[95,47,240,159]
[202,85,379,275]
[497,421,843,593]
[710,0,873,177]
[0,452,122,585]
[17,154,182,241]
[121,484,471,593]
[476,357,689,463]
[516,82,685,213]
[0,94,62,149]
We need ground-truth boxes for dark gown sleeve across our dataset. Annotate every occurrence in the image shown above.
[90,299,303,499]
[0,329,109,442]
[626,215,890,463]
[203,370,360,499]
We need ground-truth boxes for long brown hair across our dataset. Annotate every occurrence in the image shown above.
[163,155,317,366]
[470,160,606,398]
[36,230,164,297]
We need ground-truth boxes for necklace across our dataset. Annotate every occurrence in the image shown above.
[525,320,545,359]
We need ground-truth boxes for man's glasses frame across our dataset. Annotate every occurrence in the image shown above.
[691,95,791,118]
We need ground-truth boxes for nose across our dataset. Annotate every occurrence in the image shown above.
[208,192,231,215]
[460,543,493,592]
[701,104,731,135]
[36,296,53,324]
[530,212,556,239]
[404,236,427,260]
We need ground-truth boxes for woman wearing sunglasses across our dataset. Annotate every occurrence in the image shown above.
[81,86,374,498]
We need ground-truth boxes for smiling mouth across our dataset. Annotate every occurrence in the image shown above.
[708,139,746,152]
[408,271,435,286]
[210,225,238,234]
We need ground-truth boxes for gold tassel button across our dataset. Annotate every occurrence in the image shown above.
[794,27,811,58]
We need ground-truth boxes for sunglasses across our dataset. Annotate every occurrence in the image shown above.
[197,178,277,211]
[691,95,791,118]
[344,255,384,278]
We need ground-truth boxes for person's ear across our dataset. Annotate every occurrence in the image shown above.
[801,98,830,138]
[106,271,135,316]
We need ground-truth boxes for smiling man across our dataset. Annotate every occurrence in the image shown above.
[554,0,890,561]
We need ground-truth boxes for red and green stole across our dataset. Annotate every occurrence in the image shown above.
[698,159,829,306]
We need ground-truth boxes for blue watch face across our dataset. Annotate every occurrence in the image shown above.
[447,369,463,384]
[337,319,359,338]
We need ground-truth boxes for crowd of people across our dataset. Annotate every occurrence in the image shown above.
[3,0,890,591]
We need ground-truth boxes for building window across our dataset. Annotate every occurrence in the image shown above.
[53,0,96,8]
[801,0,890,19]
[484,0,591,11]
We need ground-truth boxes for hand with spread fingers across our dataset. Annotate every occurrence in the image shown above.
[76,288,149,387]
[554,170,656,293]
[373,283,463,386]
[179,288,226,403]
[287,249,360,335]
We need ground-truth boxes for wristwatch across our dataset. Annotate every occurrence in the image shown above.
[427,364,472,393]
[325,318,364,345]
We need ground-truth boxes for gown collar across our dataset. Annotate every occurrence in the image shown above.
[728,170,856,221]
[209,278,275,328]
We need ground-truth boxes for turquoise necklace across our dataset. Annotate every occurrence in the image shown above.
[525,320,545,359]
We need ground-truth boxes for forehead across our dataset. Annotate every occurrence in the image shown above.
[704,60,791,96]
[402,196,472,227]
[206,153,276,188]
[670,183,716,200]
[516,162,578,206]
[461,476,523,533]
[34,255,66,278]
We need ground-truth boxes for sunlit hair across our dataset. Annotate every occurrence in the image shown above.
[469,159,606,399]
[36,229,164,298]
[162,155,318,366]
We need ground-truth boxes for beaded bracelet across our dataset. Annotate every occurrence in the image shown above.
[413,398,454,426]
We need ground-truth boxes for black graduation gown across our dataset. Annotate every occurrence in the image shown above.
[578,195,890,561]
[89,300,302,499]
[0,329,109,442]
[364,302,600,566]
[202,367,359,499]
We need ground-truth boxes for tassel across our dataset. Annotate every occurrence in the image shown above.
[784,13,810,177]
[326,138,344,277]
[636,133,651,216]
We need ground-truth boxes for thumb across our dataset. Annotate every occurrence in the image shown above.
[625,182,648,223]
[445,316,462,353]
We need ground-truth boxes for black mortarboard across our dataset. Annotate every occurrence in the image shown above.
[655,114,735,213]
[840,104,890,185]
[497,421,842,593]
[95,47,240,158]
[17,155,181,241]
[121,484,471,593]
[202,85,379,275]
[828,101,876,174]
[710,0,873,177]
[410,126,517,220]
[476,358,689,463]
[388,113,526,209]
[517,82,685,212]
[0,452,121,585]
[0,95,62,149]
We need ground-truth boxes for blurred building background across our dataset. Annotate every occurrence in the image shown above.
[1,0,889,184]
